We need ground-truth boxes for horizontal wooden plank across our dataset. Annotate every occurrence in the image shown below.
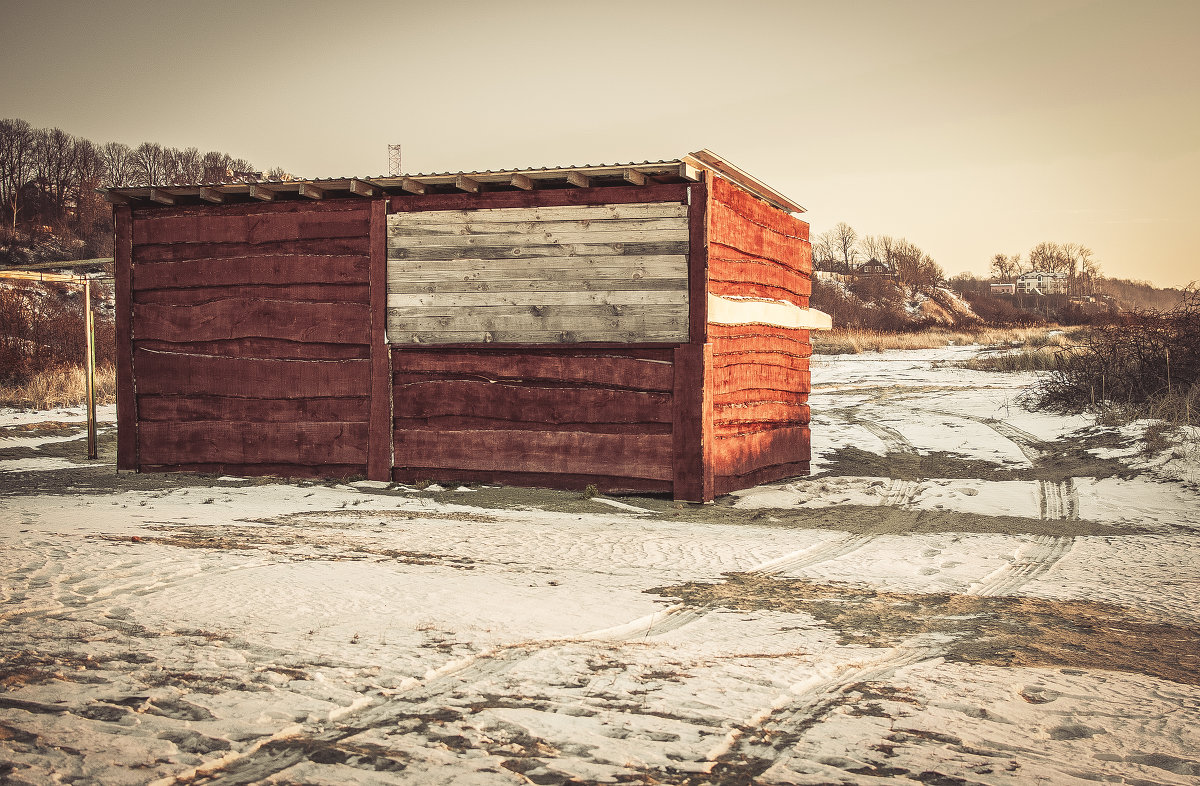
[713,351,812,370]
[388,217,689,238]
[388,203,689,224]
[388,328,688,344]
[710,323,812,349]
[391,350,674,391]
[710,176,810,242]
[714,401,811,426]
[712,364,811,396]
[393,379,671,424]
[134,338,369,361]
[132,198,370,221]
[390,467,671,494]
[714,461,810,496]
[134,299,370,344]
[142,463,365,479]
[712,426,811,478]
[389,183,688,213]
[714,388,809,407]
[393,429,672,480]
[138,394,369,423]
[134,210,369,245]
[389,277,689,296]
[393,416,671,435]
[138,421,368,465]
[133,255,369,290]
[387,241,689,262]
[386,303,687,345]
[388,289,686,308]
[135,283,369,306]
[387,228,688,249]
[134,237,370,264]
[135,349,370,397]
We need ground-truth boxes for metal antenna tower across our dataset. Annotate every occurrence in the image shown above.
[387,144,402,176]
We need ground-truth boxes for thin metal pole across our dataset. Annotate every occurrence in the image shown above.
[85,277,97,460]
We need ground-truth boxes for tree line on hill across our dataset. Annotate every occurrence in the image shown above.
[0,117,291,263]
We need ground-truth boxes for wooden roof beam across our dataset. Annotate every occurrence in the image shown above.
[249,184,276,201]
[149,188,176,205]
[623,169,647,186]
[455,174,481,193]
[198,187,225,204]
[349,178,379,197]
[566,172,591,188]
[101,190,131,204]
[400,177,427,195]
[298,182,325,199]
[510,173,535,191]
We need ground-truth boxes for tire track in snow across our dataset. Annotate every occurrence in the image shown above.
[173,533,884,784]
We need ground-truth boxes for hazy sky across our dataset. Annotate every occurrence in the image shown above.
[2,0,1196,286]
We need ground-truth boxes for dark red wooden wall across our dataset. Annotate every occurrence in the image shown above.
[115,174,815,500]
[117,200,375,478]
[706,176,813,495]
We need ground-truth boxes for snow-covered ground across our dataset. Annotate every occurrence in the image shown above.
[2,346,1199,785]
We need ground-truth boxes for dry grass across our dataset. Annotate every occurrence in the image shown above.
[0,364,115,409]
[813,326,1080,355]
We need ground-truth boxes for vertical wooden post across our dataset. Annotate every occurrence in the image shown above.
[84,277,97,460]
[672,176,714,502]
[367,198,393,481]
[113,205,137,470]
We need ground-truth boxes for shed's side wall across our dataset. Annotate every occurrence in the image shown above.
[706,177,814,495]
[390,347,674,493]
[125,200,373,477]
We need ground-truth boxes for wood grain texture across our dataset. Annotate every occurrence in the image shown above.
[388,183,687,213]
[707,175,812,307]
[390,349,674,391]
[672,342,714,502]
[393,429,672,480]
[134,299,370,344]
[141,463,365,480]
[134,237,371,264]
[134,350,370,398]
[688,178,709,344]
[390,467,671,494]
[139,421,368,465]
[393,379,670,425]
[368,199,392,481]
[138,395,368,424]
[714,460,810,496]
[134,338,369,361]
[134,210,369,245]
[134,283,369,305]
[133,255,369,290]
[388,201,689,345]
[114,205,137,470]
[711,426,810,478]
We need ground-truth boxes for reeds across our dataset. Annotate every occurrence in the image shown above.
[0,364,115,409]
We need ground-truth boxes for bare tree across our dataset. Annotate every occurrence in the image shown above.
[132,141,169,186]
[989,252,1021,281]
[100,141,136,187]
[813,229,837,267]
[891,238,943,296]
[0,118,36,231]
[859,234,885,264]
[832,221,858,273]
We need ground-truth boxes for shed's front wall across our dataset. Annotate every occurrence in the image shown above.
[117,200,374,478]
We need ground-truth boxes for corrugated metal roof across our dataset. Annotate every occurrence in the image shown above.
[102,151,806,214]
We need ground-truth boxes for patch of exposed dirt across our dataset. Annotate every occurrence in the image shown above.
[95,521,477,568]
[649,574,1200,686]
[817,442,1134,483]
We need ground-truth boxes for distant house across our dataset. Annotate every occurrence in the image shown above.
[856,258,895,277]
[989,282,1016,295]
[1015,271,1068,295]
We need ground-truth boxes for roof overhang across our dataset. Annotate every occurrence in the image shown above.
[102,150,805,214]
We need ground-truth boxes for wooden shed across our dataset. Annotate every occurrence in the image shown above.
[105,150,829,502]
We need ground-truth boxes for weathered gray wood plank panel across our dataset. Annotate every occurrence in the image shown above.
[387,202,690,345]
